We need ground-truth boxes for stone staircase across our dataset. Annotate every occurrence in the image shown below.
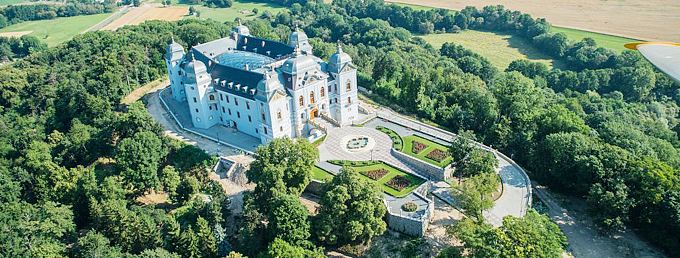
[311,116,339,131]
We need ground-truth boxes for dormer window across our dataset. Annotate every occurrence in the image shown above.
[209,95,215,101]
[299,96,304,106]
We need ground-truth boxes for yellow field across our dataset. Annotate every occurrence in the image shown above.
[102,3,187,31]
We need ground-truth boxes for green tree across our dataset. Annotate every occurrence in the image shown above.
[267,194,310,245]
[315,168,386,246]
[262,238,324,258]
[171,176,200,204]
[247,137,318,213]
[115,131,167,194]
[451,173,499,221]
[196,216,217,258]
[71,230,124,258]
[160,165,180,193]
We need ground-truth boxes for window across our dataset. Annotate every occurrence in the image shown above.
[301,113,305,119]
[277,109,282,120]
[299,96,304,106]
[209,116,213,120]
[220,94,223,101]
[235,99,239,106]
[329,99,332,105]
[310,91,315,104]
[237,112,241,118]
[209,95,215,101]
[328,86,331,93]
[261,110,266,121]
[193,97,197,103]
[178,71,181,75]
[346,80,351,91]
[320,87,325,97]
[264,127,268,134]
[246,102,250,109]
[334,98,338,104]
[280,126,283,132]
[335,85,337,92]
[348,97,351,103]
[256,128,259,133]
[195,108,199,113]
[209,106,212,110]
[226,96,230,103]
[222,107,225,113]
[196,117,201,122]
[228,109,231,115]
[248,115,251,122]
[220,117,223,121]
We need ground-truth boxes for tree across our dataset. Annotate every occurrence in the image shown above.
[189,6,195,15]
[71,230,124,258]
[267,194,311,245]
[115,131,167,194]
[160,165,180,193]
[262,238,324,258]
[171,176,199,204]
[315,168,386,246]
[196,216,217,258]
[247,138,318,213]
[451,173,499,221]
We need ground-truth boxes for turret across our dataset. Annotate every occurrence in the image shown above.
[289,25,312,54]
[165,37,186,102]
[328,40,352,73]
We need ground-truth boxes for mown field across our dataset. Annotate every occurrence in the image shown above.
[420,31,564,70]
[173,0,287,23]
[0,13,112,46]
[551,26,641,52]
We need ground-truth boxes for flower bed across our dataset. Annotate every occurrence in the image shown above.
[412,141,429,154]
[401,202,417,212]
[386,175,413,191]
[425,149,450,162]
[361,168,389,180]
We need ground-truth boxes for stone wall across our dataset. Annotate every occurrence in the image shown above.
[304,179,325,196]
[384,194,434,237]
[391,149,446,181]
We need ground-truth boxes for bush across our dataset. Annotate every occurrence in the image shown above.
[386,175,413,191]
[401,202,417,212]
[412,141,429,154]
[426,149,450,162]
[361,169,389,180]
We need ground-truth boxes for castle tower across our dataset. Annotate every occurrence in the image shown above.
[165,37,186,102]
[255,70,292,144]
[183,52,218,129]
[289,25,313,55]
[328,41,358,125]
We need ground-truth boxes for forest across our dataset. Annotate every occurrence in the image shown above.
[0,0,678,257]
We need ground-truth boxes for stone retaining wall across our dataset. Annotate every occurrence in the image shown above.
[391,149,451,181]
[384,194,434,237]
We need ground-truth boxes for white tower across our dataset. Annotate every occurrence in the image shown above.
[255,70,292,144]
[183,52,218,129]
[328,41,358,125]
[165,37,186,102]
[289,25,313,55]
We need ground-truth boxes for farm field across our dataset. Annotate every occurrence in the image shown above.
[0,13,111,46]
[102,3,187,31]
[420,31,564,70]
[402,135,453,168]
[173,0,287,23]
[386,0,680,42]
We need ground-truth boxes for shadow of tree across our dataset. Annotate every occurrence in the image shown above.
[489,30,568,70]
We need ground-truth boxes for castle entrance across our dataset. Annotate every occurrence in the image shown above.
[311,109,318,119]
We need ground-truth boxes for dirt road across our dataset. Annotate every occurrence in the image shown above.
[533,184,666,258]
[386,0,680,42]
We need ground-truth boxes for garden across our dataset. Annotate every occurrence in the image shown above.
[349,162,425,197]
[402,135,453,168]
[376,126,403,151]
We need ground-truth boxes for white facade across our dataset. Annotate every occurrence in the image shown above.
[164,25,359,144]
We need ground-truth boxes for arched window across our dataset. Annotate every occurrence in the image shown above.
[261,110,266,122]
[277,109,282,120]
[209,95,215,101]
[299,96,304,106]
[346,80,351,91]
[310,91,315,104]
[347,97,351,103]
[320,87,325,97]
[301,113,305,119]
[328,86,331,93]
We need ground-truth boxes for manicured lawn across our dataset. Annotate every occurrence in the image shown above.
[312,165,334,181]
[551,26,642,52]
[402,135,453,168]
[350,163,425,198]
[174,0,287,23]
[420,31,565,70]
[376,126,403,151]
[0,13,112,46]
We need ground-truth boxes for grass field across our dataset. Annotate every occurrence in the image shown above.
[402,134,453,168]
[0,13,112,46]
[312,166,334,181]
[552,26,641,52]
[421,31,565,70]
[376,126,403,151]
[0,0,25,5]
[350,163,425,197]
[173,0,287,23]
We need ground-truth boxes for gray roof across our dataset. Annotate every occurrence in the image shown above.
[165,40,185,61]
[238,35,294,60]
[282,51,318,74]
[328,44,351,72]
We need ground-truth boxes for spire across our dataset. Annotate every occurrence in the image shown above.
[336,40,343,53]
[294,22,299,31]
[294,45,301,56]
[171,33,175,43]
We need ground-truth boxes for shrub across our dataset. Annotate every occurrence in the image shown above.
[402,202,417,212]
[426,149,450,162]
[386,175,413,191]
[412,141,429,154]
[361,168,389,180]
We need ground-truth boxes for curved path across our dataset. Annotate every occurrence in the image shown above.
[371,107,531,227]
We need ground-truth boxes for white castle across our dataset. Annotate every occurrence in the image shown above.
[164,24,359,144]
